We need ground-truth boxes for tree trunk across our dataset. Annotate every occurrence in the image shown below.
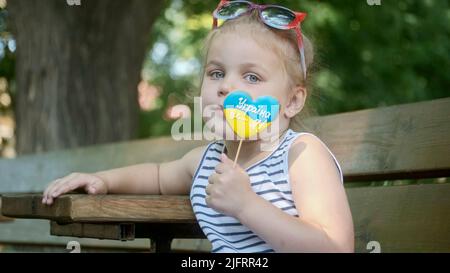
[8,0,166,155]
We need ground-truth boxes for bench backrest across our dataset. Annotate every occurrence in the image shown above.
[1,97,450,252]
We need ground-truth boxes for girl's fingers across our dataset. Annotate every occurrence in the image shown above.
[43,179,61,204]
[86,178,104,194]
[215,163,225,174]
[43,173,106,206]
[205,195,212,206]
[52,175,88,197]
[208,173,217,185]
[48,175,73,198]
[221,153,234,165]
[44,173,78,205]
[205,184,211,196]
[44,179,64,205]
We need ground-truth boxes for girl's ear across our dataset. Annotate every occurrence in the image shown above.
[284,85,307,118]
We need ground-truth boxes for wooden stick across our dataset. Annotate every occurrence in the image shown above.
[233,139,243,168]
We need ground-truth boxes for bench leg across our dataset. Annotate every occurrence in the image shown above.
[150,237,173,253]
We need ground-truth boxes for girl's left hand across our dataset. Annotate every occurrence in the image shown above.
[206,153,257,218]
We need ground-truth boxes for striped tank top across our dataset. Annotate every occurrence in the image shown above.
[189,129,343,253]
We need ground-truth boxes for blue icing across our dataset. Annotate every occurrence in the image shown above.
[223,91,280,123]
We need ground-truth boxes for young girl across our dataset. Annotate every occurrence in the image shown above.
[42,1,354,253]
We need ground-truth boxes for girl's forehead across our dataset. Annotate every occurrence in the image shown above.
[209,32,266,52]
[207,33,283,69]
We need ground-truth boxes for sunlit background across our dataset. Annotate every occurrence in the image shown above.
[0,0,449,158]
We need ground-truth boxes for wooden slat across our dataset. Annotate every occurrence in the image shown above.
[0,218,206,252]
[2,194,197,223]
[0,198,14,222]
[50,222,135,241]
[0,219,150,249]
[302,97,450,181]
[2,194,73,223]
[4,182,450,252]
[0,215,13,222]
[50,222,205,240]
[50,222,210,252]
[350,183,450,253]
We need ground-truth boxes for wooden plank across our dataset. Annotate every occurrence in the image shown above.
[350,183,450,253]
[0,244,147,253]
[302,97,450,181]
[0,198,14,222]
[0,219,150,249]
[0,215,13,222]
[50,222,205,240]
[171,239,212,253]
[2,194,73,222]
[4,182,450,252]
[49,222,210,252]
[0,218,207,252]
[2,194,197,223]
[50,222,135,241]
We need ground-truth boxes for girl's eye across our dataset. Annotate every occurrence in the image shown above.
[209,71,224,79]
[244,74,261,83]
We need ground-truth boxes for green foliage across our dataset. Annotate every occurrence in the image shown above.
[1,1,448,139]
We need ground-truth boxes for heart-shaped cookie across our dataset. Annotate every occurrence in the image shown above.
[223,91,280,138]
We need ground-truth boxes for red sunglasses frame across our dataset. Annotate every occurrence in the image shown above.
[212,0,308,80]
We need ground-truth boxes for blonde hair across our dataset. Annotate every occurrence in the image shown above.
[200,11,316,131]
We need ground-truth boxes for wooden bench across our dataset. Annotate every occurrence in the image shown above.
[1,97,450,252]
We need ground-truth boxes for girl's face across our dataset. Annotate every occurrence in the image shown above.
[201,32,299,139]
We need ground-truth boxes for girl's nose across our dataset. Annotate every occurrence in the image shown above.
[218,88,230,97]
[217,79,234,98]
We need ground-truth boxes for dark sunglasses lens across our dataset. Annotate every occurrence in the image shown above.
[216,1,251,19]
[261,7,296,29]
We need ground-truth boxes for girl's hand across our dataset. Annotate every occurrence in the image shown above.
[42,172,108,205]
[206,153,257,218]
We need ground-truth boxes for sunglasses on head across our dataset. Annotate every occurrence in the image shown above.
[212,0,308,80]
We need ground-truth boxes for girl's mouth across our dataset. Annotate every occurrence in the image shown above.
[206,104,224,112]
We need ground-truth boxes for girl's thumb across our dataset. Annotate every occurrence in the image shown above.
[221,152,231,163]
[87,186,97,194]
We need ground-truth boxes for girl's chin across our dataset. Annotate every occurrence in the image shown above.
[204,126,263,142]
[204,125,236,140]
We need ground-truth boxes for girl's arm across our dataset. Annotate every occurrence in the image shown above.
[236,135,354,252]
[95,145,206,195]
[43,145,207,204]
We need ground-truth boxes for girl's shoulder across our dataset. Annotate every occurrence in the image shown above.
[287,132,343,182]
[181,144,211,178]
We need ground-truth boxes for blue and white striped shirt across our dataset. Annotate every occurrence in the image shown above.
[189,129,343,253]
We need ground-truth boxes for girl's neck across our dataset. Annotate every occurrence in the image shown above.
[224,128,290,169]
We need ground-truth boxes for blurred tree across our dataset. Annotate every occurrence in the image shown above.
[8,0,167,154]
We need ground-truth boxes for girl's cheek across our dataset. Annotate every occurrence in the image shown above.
[201,96,216,111]
[200,81,213,96]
